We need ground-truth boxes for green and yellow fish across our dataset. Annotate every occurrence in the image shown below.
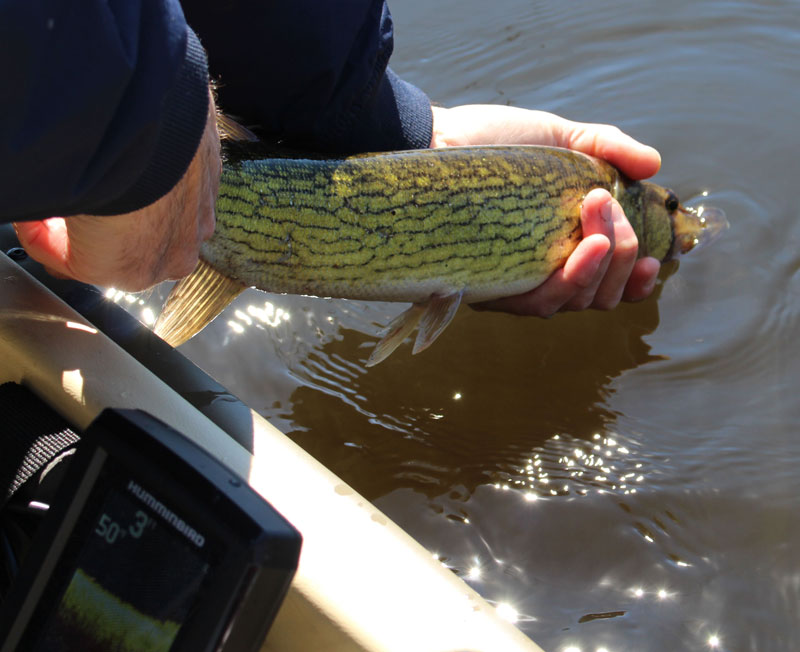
[155,143,726,365]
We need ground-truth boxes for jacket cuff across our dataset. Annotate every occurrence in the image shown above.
[383,68,434,150]
[92,28,209,216]
[345,67,433,152]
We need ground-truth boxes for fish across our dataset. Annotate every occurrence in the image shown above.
[154,143,727,366]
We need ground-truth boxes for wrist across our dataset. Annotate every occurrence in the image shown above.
[430,106,449,148]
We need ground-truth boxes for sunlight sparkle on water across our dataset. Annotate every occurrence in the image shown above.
[228,320,245,335]
[104,288,158,326]
[246,301,290,327]
[563,641,613,651]
[234,308,253,326]
[495,602,518,623]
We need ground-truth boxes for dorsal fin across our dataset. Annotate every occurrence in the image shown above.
[154,259,247,347]
[216,113,259,142]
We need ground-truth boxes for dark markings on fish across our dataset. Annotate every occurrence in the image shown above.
[201,146,627,299]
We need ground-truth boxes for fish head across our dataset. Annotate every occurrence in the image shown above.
[667,199,728,260]
[622,181,728,262]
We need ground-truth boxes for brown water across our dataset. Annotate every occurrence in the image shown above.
[134,2,800,650]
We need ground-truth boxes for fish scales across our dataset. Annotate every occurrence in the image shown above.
[204,146,617,303]
[157,143,727,364]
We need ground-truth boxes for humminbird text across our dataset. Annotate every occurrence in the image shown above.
[127,480,206,548]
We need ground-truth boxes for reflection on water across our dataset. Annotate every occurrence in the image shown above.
[500,431,649,500]
[115,1,800,649]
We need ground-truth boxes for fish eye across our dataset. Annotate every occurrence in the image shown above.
[665,191,680,212]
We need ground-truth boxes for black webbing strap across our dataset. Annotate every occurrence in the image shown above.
[0,383,80,505]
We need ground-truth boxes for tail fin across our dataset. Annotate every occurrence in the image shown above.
[154,259,247,347]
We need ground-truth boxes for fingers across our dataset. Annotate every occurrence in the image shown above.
[432,104,663,318]
[581,192,639,309]
[559,190,618,310]
[561,190,659,311]
[623,256,660,302]
[473,190,614,317]
[473,189,660,317]
[557,119,661,180]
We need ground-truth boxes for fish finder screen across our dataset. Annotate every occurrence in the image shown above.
[34,481,210,651]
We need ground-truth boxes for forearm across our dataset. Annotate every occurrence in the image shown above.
[13,90,220,293]
[183,0,433,153]
[0,0,209,223]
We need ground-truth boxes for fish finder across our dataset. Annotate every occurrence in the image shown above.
[0,408,301,651]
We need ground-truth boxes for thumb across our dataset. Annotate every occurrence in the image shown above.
[14,218,73,278]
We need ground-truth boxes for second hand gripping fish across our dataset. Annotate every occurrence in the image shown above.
[155,143,727,366]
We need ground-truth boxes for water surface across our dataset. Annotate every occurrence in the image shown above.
[132,2,800,650]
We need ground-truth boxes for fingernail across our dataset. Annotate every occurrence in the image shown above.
[600,198,615,224]
[605,198,625,225]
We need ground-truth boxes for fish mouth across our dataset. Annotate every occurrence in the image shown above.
[673,204,729,256]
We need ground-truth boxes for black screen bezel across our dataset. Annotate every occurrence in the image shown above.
[3,410,276,652]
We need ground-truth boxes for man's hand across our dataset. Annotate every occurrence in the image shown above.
[431,104,662,316]
[14,92,221,292]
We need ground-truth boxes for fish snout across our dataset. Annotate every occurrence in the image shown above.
[673,204,728,256]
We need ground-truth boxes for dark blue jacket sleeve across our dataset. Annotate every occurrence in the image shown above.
[182,0,432,153]
[0,0,209,223]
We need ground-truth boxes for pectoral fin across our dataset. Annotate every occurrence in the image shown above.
[413,291,464,355]
[154,258,247,347]
[366,291,464,367]
[366,304,426,367]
